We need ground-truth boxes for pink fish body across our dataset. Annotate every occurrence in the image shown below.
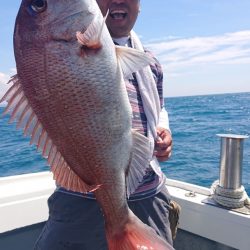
[1,1,173,249]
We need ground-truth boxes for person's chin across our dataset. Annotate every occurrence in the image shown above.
[108,23,129,35]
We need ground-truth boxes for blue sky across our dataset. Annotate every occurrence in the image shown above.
[0,0,250,98]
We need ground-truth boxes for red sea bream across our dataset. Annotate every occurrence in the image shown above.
[0,0,173,249]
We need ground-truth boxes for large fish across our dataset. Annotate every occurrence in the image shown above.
[1,0,173,249]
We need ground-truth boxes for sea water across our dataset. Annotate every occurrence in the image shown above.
[0,92,249,194]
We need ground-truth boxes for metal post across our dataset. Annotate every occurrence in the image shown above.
[217,134,249,190]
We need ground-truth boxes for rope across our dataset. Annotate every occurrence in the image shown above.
[211,180,250,209]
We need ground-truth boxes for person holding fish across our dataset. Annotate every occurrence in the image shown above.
[4,0,180,249]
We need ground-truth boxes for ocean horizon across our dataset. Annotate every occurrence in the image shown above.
[167,91,250,99]
[0,92,249,195]
[1,90,249,107]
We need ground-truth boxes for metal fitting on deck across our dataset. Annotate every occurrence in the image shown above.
[218,134,248,190]
[212,134,249,209]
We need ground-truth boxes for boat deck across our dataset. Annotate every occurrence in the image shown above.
[1,172,249,249]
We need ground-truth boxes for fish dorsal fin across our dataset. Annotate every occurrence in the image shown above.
[115,46,155,78]
[76,10,109,49]
[0,75,99,193]
[126,130,152,197]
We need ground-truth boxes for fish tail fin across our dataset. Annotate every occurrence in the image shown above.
[106,212,174,250]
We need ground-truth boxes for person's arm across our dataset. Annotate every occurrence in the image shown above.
[148,51,172,161]
[155,107,172,161]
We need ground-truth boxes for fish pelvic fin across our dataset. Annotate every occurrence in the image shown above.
[126,130,152,197]
[106,211,174,250]
[76,10,109,49]
[116,46,155,79]
[0,75,99,194]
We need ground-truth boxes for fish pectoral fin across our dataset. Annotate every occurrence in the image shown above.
[126,130,152,197]
[76,10,109,49]
[116,46,155,78]
[106,211,173,250]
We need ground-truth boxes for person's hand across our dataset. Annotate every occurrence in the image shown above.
[154,127,172,162]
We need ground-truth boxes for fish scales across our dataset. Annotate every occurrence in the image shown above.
[0,0,173,249]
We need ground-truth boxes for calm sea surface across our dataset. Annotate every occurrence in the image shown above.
[0,92,250,194]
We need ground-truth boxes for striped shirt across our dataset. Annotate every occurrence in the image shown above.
[122,49,166,200]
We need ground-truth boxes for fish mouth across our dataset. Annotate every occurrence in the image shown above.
[109,9,128,20]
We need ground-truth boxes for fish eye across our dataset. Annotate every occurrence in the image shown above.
[30,0,47,13]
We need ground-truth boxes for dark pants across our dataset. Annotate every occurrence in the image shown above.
[34,186,173,250]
